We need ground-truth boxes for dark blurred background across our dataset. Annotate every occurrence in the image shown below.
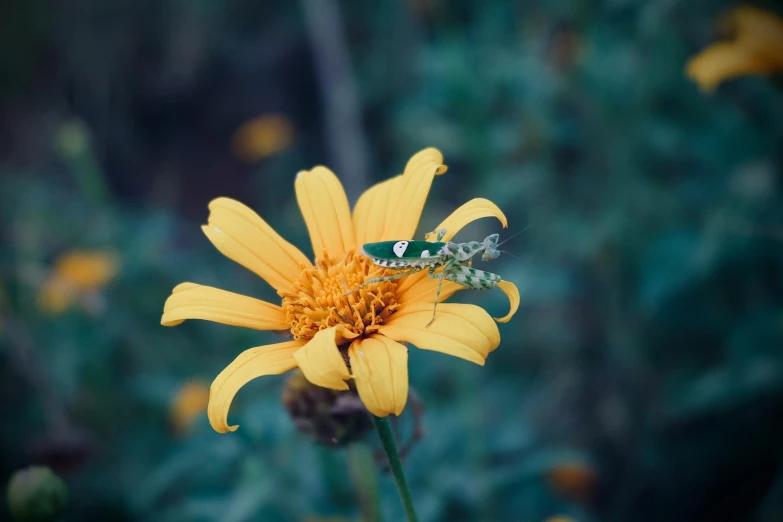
[2,1,783,521]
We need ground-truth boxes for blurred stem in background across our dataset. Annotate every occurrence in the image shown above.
[347,444,384,522]
[54,119,109,208]
[2,315,74,436]
[371,416,419,522]
[299,0,369,202]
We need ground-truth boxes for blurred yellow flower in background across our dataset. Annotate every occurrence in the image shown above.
[38,250,120,315]
[161,148,519,433]
[686,6,783,92]
[231,114,294,162]
[170,380,211,434]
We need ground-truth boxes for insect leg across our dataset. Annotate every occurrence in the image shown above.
[425,265,446,328]
[343,266,424,296]
[444,266,502,290]
[426,228,447,241]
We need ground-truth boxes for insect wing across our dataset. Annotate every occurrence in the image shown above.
[361,240,446,261]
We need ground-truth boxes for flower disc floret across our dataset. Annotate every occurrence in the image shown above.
[281,250,399,341]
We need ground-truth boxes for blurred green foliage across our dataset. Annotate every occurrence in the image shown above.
[7,466,68,522]
[2,0,783,521]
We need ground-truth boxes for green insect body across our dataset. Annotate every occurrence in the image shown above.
[360,240,447,268]
[348,229,505,327]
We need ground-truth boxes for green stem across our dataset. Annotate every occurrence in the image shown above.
[371,415,419,522]
[69,154,109,207]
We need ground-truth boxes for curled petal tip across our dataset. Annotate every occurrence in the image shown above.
[427,198,508,242]
[494,280,520,323]
[207,340,302,434]
[212,424,238,434]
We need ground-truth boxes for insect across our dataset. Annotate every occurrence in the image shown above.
[345,229,506,328]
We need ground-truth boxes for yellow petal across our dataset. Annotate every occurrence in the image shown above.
[296,166,357,260]
[161,282,287,329]
[729,6,783,65]
[396,271,463,306]
[383,148,447,241]
[685,6,783,92]
[348,335,409,417]
[377,302,500,365]
[423,198,508,242]
[495,280,520,323]
[202,198,311,292]
[209,340,305,433]
[353,176,403,245]
[686,43,770,92]
[293,326,353,390]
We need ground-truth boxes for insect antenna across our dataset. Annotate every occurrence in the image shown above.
[498,249,533,267]
[496,224,531,248]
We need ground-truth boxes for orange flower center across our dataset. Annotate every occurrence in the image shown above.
[280,250,400,341]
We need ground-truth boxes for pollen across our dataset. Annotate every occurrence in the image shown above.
[280,250,400,342]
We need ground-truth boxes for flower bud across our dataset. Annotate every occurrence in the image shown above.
[6,466,68,522]
[282,369,372,446]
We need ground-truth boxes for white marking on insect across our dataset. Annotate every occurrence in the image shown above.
[420,250,430,258]
[392,241,409,257]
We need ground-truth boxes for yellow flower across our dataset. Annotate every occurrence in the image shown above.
[231,114,294,162]
[161,148,520,433]
[170,380,211,434]
[686,6,783,92]
[38,250,120,314]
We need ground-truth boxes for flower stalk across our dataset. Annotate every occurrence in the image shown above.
[371,415,419,522]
